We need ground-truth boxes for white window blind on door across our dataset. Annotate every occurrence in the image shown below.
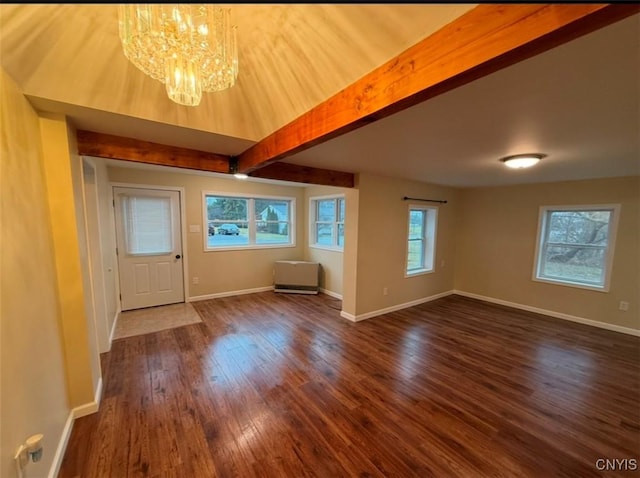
[122,195,173,255]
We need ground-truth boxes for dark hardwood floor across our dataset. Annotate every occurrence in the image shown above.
[59,293,640,478]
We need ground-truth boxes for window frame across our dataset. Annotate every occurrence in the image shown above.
[309,194,345,252]
[202,191,296,252]
[405,204,437,277]
[532,204,620,292]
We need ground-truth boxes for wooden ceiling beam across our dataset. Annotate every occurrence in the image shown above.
[76,130,231,173]
[76,130,355,187]
[237,4,640,173]
[248,162,354,188]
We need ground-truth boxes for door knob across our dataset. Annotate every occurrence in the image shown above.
[175,254,181,259]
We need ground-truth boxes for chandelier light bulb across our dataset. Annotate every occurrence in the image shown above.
[118,5,238,106]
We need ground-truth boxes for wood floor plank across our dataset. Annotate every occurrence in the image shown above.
[59,293,640,477]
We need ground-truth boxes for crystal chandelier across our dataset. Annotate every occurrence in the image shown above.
[118,5,238,106]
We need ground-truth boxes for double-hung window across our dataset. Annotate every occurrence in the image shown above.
[406,206,437,276]
[310,196,345,250]
[203,193,295,250]
[533,204,620,291]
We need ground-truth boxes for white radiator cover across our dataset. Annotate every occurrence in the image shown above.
[274,261,319,294]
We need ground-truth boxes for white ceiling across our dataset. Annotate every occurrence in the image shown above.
[287,14,640,188]
[1,5,638,189]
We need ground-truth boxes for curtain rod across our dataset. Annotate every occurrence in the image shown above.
[402,196,447,204]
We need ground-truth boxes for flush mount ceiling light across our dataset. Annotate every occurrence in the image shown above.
[500,153,546,169]
[118,5,238,107]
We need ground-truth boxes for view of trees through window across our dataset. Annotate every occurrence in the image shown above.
[407,210,426,271]
[537,208,614,287]
[406,206,436,275]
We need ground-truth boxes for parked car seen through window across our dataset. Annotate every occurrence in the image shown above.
[217,223,240,235]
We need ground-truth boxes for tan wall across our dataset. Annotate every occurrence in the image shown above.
[1,69,70,478]
[309,248,343,296]
[304,185,347,296]
[107,166,307,298]
[351,173,458,316]
[40,114,100,406]
[455,176,640,330]
[68,124,102,391]
[342,185,360,315]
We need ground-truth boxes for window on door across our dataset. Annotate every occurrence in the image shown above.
[122,195,173,255]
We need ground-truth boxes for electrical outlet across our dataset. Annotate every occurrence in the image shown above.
[14,434,44,478]
[383,287,388,296]
[192,277,199,285]
[619,301,629,311]
[441,259,445,267]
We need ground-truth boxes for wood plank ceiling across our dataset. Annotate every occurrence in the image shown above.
[75,4,639,187]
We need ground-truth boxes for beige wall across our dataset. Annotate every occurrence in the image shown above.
[94,160,119,340]
[348,173,458,317]
[455,176,640,330]
[304,185,347,296]
[1,69,69,478]
[107,166,307,298]
[80,158,119,350]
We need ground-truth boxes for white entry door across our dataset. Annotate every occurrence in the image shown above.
[113,187,185,311]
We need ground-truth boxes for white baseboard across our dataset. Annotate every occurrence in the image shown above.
[108,309,120,346]
[73,377,103,419]
[340,290,454,322]
[48,411,74,478]
[48,376,102,477]
[453,290,640,337]
[189,285,274,302]
[320,288,343,300]
[340,310,357,321]
[73,400,99,419]
[94,376,103,407]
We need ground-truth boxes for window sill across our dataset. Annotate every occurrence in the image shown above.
[309,244,343,253]
[532,276,609,292]
[405,268,434,278]
[204,243,296,253]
